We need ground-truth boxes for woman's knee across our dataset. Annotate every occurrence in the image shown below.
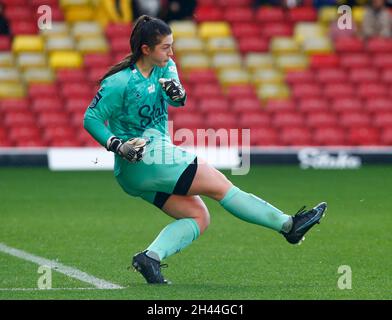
[193,202,210,234]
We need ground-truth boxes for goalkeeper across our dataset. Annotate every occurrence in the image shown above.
[84,15,327,285]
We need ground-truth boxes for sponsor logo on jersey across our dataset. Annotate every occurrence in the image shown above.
[168,66,176,73]
[88,91,102,109]
[148,84,155,94]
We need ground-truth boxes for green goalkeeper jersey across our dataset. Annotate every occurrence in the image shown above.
[84,58,186,176]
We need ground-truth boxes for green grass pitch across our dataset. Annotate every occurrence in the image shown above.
[0,165,391,300]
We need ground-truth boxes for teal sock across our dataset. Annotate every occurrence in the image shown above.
[219,186,291,232]
[146,218,200,261]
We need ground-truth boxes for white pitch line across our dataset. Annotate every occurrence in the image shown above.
[0,287,122,291]
[0,243,124,290]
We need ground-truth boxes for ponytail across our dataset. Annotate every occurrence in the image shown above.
[99,15,171,84]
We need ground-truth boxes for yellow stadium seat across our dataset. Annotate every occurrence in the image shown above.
[46,36,75,52]
[65,6,94,22]
[49,51,83,69]
[170,20,197,38]
[275,54,308,71]
[174,37,205,55]
[206,37,237,54]
[219,69,250,87]
[17,53,47,69]
[211,53,242,70]
[0,67,21,83]
[0,53,14,67]
[77,37,109,54]
[23,68,54,84]
[180,53,210,72]
[199,22,231,39]
[319,6,338,25]
[12,36,44,53]
[353,6,365,24]
[257,83,290,101]
[0,83,26,98]
[244,53,275,72]
[252,69,284,86]
[270,37,300,55]
[72,22,103,39]
[302,37,333,55]
[294,23,326,44]
[40,22,70,38]
[60,0,90,7]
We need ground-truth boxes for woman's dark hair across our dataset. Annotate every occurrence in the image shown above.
[100,15,172,83]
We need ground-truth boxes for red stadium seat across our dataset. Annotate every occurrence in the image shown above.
[10,21,38,34]
[349,68,379,84]
[37,112,69,127]
[280,127,312,146]
[173,113,205,129]
[291,83,322,99]
[265,99,296,114]
[9,126,41,141]
[272,112,303,128]
[199,97,230,113]
[110,37,131,53]
[0,35,11,50]
[261,23,293,39]
[347,127,380,145]
[366,38,392,53]
[29,84,58,99]
[194,6,224,22]
[56,69,86,83]
[31,97,63,112]
[340,53,370,69]
[105,23,132,39]
[226,85,257,99]
[288,7,317,23]
[323,83,355,99]
[365,98,392,113]
[310,54,340,69]
[1,0,29,5]
[49,138,81,147]
[232,98,262,113]
[61,83,93,98]
[313,127,346,146]
[65,98,92,112]
[357,83,388,99]
[77,129,101,147]
[87,67,108,84]
[206,112,238,129]
[4,111,36,126]
[298,98,328,113]
[0,98,29,112]
[238,36,269,53]
[316,68,347,83]
[334,37,365,53]
[285,70,314,85]
[218,0,252,6]
[5,6,31,21]
[381,69,392,83]
[43,126,74,142]
[255,7,285,23]
[249,127,279,146]
[331,97,363,113]
[239,112,270,128]
[224,7,253,23]
[15,138,46,147]
[372,54,392,68]
[193,84,223,99]
[380,128,392,145]
[340,111,371,128]
[373,112,392,128]
[231,23,261,38]
[306,112,338,128]
[187,70,218,85]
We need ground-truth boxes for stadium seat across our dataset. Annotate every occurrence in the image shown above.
[42,126,74,142]
[239,112,270,128]
[298,98,329,113]
[56,69,86,83]
[340,111,371,128]
[0,36,11,51]
[265,99,295,114]
[223,7,254,23]
[28,84,58,99]
[31,97,62,112]
[173,113,205,129]
[349,68,379,84]
[231,22,260,38]
[291,83,322,99]
[65,97,92,112]
[318,6,338,25]
[46,36,75,52]
[72,22,103,39]
[0,98,29,112]
[252,69,284,86]
[306,112,338,128]
[199,97,230,112]
[232,98,262,113]
[218,0,253,6]
[285,70,314,85]
[238,36,269,54]
[211,53,242,71]
[206,112,238,129]
[186,70,218,85]
[366,38,392,53]
[192,83,223,99]
[257,83,290,100]
[0,83,26,98]
[10,21,38,35]
[225,85,257,99]
[61,83,92,98]
[23,68,55,84]
[174,37,205,55]
[9,126,40,142]
[249,127,279,146]
[64,6,94,22]
[309,54,339,69]
[294,22,326,44]
[334,37,365,53]
[49,51,83,69]
[372,54,392,69]
[288,7,317,23]
[313,127,346,146]
[270,37,300,55]
[198,22,231,39]
[365,98,392,113]
[169,21,197,38]
[255,7,285,23]
[219,69,250,87]
[77,37,109,54]
[331,97,363,113]
[194,6,224,23]
[323,83,355,99]
[0,52,14,67]
[206,37,237,54]
[244,53,275,72]
[280,127,312,146]
[38,112,69,127]
[0,67,21,83]
[357,83,388,99]
[302,37,333,55]
[380,128,392,145]
[272,112,303,128]
[316,68,347,83]
[180,53,210,72]
[41,22,70,38]
[340,53,370,69]
[17,53,47,70]
[347,127,380,145]
[373,112,392,129]
[261,23,293,40]
[275,54,308,71]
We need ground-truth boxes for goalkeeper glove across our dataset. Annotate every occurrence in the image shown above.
[106,136,147,163]
[158,78,186,104]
